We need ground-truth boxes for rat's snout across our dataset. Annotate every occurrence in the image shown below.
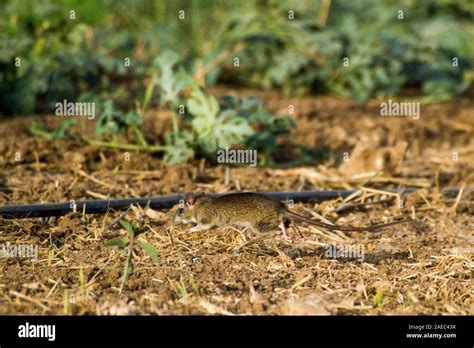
[174,207,185,225]
[174,207,194,225]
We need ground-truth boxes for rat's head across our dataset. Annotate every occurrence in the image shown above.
[174,192,205,225]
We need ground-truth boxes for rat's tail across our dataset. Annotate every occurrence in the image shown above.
[284,211,409,232]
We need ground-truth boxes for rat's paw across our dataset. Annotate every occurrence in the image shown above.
[189,224,212,233]
[189,225,201,233]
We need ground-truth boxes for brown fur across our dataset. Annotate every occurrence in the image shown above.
[176,192,284,232]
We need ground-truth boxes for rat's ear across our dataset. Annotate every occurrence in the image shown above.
[185,193,195,207]
[185,192,205,207]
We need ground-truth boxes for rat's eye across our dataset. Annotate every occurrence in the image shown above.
[177,208,184,214]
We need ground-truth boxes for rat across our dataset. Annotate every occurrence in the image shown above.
[173,192,409,241]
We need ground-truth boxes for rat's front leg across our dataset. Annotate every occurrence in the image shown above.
[189,224,212,233]
[278,221,292,242]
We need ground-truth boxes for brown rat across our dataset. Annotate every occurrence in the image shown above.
[174,192,409,241]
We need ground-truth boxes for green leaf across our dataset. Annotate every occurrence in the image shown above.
[51,119,77,140]
[105,237,128,248]
[95,101,142,137]
[163,130,195,165]
[139,240,158,262]
[187,89,219,127]
[187,91,256,155]
[153,51,192,107]
[117,245,127,256]
[28,122,52,140]
[124,111,142,127]
[153,50,180,70]
[28,119,76,141]
[119,220,135,234]
[207,110,254,152]
[142,80,155,112]
[372,289,385,307]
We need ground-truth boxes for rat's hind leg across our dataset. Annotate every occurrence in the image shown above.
[189,224,213,233]
[289,220,304,239]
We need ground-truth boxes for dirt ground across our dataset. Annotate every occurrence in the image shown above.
[0,87,473,315]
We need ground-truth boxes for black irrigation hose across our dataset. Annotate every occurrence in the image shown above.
[0,188,464,219]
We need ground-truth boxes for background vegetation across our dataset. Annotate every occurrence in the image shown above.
[1,0,473,164]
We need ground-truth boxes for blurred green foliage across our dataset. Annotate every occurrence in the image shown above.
[94,100,142,137]
[151,51,295,165]
[217,0,473,101]
[28,118,76,140]
[0,0,141,114]
[1,0,472,115]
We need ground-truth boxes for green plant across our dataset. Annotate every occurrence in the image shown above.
[95,100,142,137]
[187,89,255,155]
[212,0,473,101]
[149,51,296,165]
[162,90,297,166]
[372,289,386,308]
[0,0,152,115]
[85,97,170,153]
[28,119,77,140]
[2,0,473,116]
[105,219,157,293]
[220,96,296,165]
[152,50,193,108]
